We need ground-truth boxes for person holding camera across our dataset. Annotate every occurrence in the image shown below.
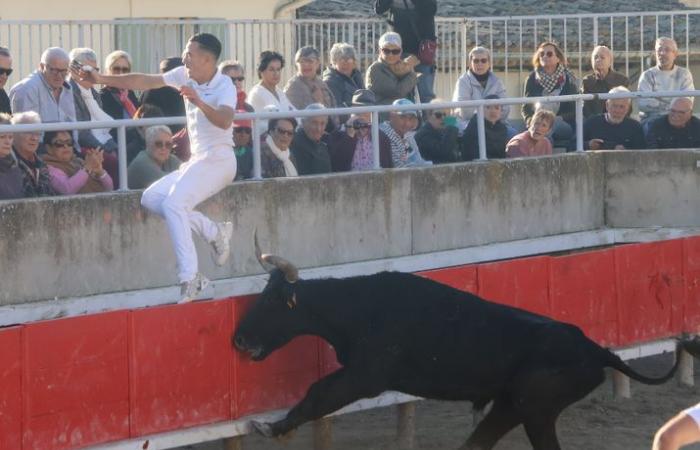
[414,100,460,164]
[327,89,393,172]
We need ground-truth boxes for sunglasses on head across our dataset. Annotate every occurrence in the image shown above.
[381,48,402,55]
[230,76,245,82]
[539,50,555,58]
[234,127,252,134]
[0,68,13,76]
[50,140,74,148]
[471,58,488,64]
[275,128,295,137]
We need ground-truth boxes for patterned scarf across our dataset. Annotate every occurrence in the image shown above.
[350,134,375,171]
[535,64,566,94]
[380,121,409,168]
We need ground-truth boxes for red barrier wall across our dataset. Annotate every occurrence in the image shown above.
[2,236,700,449]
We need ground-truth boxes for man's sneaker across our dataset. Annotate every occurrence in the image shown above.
[211,221,233,266]
[179,273,210,304]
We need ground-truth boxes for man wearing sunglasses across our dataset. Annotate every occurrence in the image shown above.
[0,47,12,115]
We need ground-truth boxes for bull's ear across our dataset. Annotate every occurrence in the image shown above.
[286,293,297,309]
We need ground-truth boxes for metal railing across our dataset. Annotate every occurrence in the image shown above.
[1,89,699,193]
[1,10,699,100]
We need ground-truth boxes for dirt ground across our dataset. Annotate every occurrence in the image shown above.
[182,353,700,450]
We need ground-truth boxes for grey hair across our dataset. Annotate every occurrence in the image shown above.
[69,47,98,65]
[329,43,356,65]
[219,59,244,73]
[145,125,172,147]
[591,45,614,66]
[606,86,631,104]
[0,47,10,58]
[670,96,694,108]
[40,47,69,65]
[302,103,327,124]
[295,46,320,62]
[11,111,41,125]
[469,46,491,60]
[105,50,132,71]
[655,37,678,52]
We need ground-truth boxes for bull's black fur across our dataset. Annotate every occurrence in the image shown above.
[233,270,688,450]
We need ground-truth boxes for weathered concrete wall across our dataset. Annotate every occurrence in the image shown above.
[1,150,697,306]
[604,150,700,228]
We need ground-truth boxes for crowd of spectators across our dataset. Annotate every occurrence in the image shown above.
[0,32,698,201]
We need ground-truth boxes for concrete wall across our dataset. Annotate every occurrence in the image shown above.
[0,154,609,306]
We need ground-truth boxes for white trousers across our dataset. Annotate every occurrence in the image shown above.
[141,148,237,283]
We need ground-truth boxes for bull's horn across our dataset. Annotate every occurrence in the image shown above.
[263,255,299,284]
[254,229,275,273]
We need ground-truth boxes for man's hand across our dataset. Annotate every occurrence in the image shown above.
[179,85,202,107]
[588,138,604,150]
[404,55,420,67]
[70,61,102,85]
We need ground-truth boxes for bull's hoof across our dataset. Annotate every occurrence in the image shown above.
[251,420,274,438]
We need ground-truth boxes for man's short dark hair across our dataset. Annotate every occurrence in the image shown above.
[189,33,222,60]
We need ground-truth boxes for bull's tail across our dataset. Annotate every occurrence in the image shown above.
[600,339,689,385]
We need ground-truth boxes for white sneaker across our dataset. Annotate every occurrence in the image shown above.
[179,273,210,304]
[211,221,233,266]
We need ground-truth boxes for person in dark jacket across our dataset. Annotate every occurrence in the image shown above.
[415,101,460,164]
[522,42,578,148]
[0,47,12,115]
[290,103,332,175]
[375,0,437,103]
[323,43,365,109]
[140,57,186,133]
[583,87,645,150]
[0,113,23,200]
[581,46,629,118]
[461,95,509,160]
[100,50,141,156]
[232,115,253,180]
[11,112,55,197]
[645,97,700,149]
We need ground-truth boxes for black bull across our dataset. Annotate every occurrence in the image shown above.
[233,246,697,450]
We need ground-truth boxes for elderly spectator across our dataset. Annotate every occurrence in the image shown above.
[327,89,392,171]
[461,94,509,160]
[140,57,186,132]
[0,113,23,200]
[379,98,430,167]
[645,97,700,149]
[248,50,296,133]
[582,46,629,118]
[453,47,509,125]
[232,114,253,180]
[127,125,181,189]
[219,60,253,112]
[100,50,140,120]
[126,104,165,164]
[11,112,54,197]
[375,0,437,103]
[290,103,332,175]
[260,117,298,178]
[10,47,78,148]
[323,43,365,109]
[43,130,113,194]
[366,32,418,105]
[638,37,694,123]
[0,47,12,115]
[583,87,646,150]
[522,42,577,148]
[68,48,119,154]
[506,109,555,158]
[415,100,460,164]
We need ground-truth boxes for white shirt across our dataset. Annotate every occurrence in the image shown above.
[248,83,296,134]
[163,66,237,156]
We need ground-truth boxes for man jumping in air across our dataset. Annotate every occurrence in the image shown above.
[74,33,236,303]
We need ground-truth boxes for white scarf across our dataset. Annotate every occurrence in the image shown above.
[77,83,114,145]
[265,134,298,177]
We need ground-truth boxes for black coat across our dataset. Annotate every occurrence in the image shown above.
[414,122,460,164]
[100,87,143,163]
[375,0,437,55]
[140,86,186,133]
[583,114,646,150]
[290,129,332,175]
[461,116,509,160]
[0,89,10,115]
[322,68,365,108]
[521,70,578,127]
[646,115,700,149]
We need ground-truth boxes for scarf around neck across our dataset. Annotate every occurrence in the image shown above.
[535,64,566,94]
[78,83,114,144]
[265,134,298,177]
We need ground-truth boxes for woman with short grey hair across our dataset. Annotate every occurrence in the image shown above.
[323,42,365,109]
[127,125,181,189]
[11,111,55,197]
[452,46,509,125]
[284,46,337,130]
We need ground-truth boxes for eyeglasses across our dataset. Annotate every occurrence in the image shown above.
[49,140,74,148]
[153,140,173,149]
[352,122,371,130]
[111,66,131,74]
[471,58,488,64]
[275,128,295,137]
[230,76,245,82]
[381,48,402,55]
[539,51,555,58]
[670,108,691,115]
[45,65,69,76]
[234,127,252,134]
[0,68,13,76]
[433,112,446,119]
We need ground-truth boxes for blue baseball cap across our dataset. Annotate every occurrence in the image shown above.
[391,98,418,116]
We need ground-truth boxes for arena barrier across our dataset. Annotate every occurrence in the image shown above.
[2,234,699,450]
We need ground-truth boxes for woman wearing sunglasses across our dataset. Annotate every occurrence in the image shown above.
[0,47,12,115]
[365,32,417,105]
[127,125,181,189]
[260,117,299,179]
[522,41,578,150]
[453,46,509,127]
[43,130,113,194]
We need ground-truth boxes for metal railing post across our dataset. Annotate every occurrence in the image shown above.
[252,119,262,180]
[476,105,487,160]
[575,98,584,152]
[117,125,128,190]
[371,111,381,170]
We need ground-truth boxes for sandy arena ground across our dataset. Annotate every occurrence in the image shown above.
[182,353,700,450]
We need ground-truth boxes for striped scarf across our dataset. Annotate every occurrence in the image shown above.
[535,64,566,94]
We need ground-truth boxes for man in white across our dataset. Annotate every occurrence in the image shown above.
[75,33,236,302]
[638,37,695,123]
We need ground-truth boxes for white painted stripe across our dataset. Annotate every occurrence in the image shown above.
[2,227,699,327]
